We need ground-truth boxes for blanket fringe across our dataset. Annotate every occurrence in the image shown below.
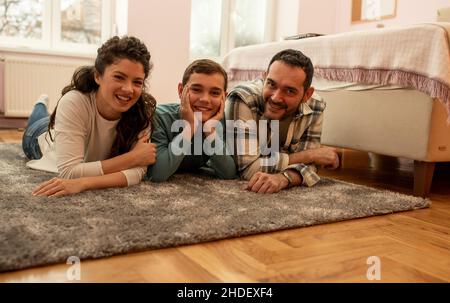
[229,69,264,81]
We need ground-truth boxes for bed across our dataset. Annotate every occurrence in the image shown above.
[222,23,450,197]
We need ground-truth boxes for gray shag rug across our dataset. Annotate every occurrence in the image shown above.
[0,143,429,272]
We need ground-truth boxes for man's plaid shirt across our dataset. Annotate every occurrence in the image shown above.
[225,78,326,187]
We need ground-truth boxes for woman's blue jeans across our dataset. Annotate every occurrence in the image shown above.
[22,103,50,160]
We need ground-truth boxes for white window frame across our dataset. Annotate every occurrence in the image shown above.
[190,0,276,61]
[0,0,117,57]
[0,0,50,50]
[52,0,113,53]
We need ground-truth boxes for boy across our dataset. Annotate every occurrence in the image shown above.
[147,59,236,181]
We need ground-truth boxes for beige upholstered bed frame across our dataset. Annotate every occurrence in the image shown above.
[318,87,450,197]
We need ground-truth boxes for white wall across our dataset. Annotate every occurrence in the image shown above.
[275,0,301,40]
[127,0,191,103]
[298,0,339,34]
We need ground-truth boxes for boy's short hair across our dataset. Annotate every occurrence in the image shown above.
[182,59,228,91]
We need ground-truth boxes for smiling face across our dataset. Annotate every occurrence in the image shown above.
[178,72,225,122]
[263,60,314,120]
[94,58,145,120]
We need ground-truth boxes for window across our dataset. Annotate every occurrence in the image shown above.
[0,0,123,54]
[0,0,45,42]
[59,0,104,45]
[189,0,274,59]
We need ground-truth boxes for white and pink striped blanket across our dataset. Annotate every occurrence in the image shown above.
[222,23,450,117]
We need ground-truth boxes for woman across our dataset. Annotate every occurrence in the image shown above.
[22,36,157,197]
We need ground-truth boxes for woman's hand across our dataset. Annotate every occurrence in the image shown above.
[32,177,86,197]
[130,134,157,166]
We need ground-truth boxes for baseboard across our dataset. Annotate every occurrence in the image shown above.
[0,115,27,129]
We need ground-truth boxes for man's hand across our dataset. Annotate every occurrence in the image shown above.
[290,146,340,169]
[309,147,339,169]
[32,177,86,197]
[244,172,289,194]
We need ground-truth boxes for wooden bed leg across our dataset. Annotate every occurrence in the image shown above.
[413,161,435,197]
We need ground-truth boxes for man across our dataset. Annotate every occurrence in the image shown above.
[225,49,339,194]
[147,59,236,181]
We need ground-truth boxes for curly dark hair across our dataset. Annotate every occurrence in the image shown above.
[48,36,156,157]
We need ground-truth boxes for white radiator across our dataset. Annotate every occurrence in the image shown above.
[3,55,92,117]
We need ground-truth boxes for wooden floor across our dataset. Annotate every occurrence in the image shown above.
[0,128,449,282]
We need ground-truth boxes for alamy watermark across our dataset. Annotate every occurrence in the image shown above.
[366,256,381,281]
[170,113,281,167]
[66,256,81,281]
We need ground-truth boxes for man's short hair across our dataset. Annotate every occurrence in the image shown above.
[182,59,228,91]
[267,49,314,90]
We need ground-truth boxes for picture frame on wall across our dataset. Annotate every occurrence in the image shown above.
[351,0,397,23]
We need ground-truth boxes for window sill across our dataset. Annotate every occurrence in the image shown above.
[0,44,96,60]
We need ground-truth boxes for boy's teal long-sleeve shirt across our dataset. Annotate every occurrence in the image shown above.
[147,103,237,182]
